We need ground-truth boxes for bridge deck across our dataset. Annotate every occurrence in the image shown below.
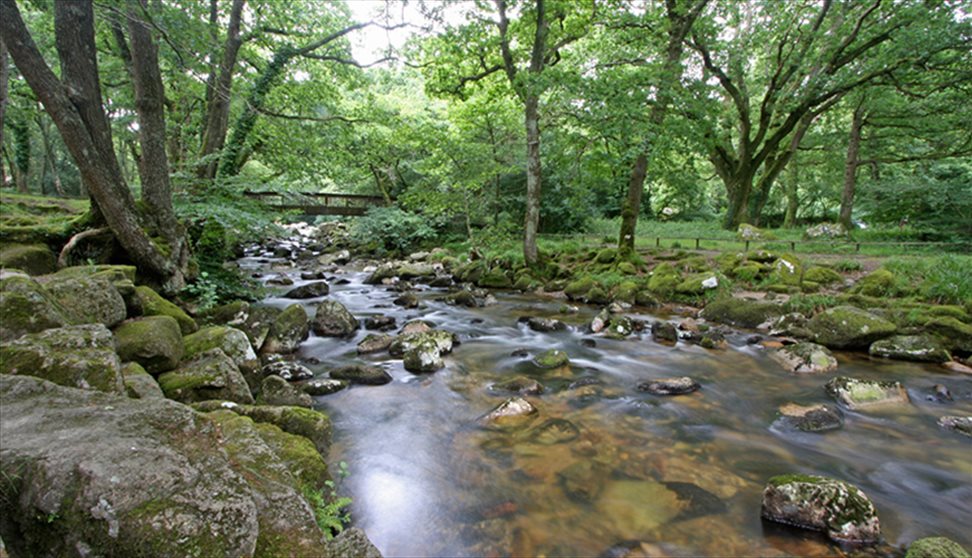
[243,191,388,216]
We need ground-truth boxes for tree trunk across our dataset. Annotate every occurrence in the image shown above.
[197,0,245,181]
[0,0,183,291]
[838,103,865,230]
[0,37,8,188]
[618,152,647,253]
[723,174,752,229]
[523,94,541,266]
[10,114,29,193]
[783,153,798,228]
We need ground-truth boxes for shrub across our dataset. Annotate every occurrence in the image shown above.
[351,207,440,256]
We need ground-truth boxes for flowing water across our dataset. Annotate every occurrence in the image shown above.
[243,254,971,557]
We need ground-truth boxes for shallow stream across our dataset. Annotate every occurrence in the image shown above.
[243,254,971,557]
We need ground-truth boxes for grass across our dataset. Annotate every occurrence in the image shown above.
[882,255,972,306]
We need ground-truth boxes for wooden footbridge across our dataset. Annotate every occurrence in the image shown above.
[243,190,389,216]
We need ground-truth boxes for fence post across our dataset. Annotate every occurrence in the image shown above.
[856,243,861,252]
[790,241,795,251]
[695,238,700,249]
[656,237,660,248]
[745,240,750,251]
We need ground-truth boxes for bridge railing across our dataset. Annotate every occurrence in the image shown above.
[243,191,389,215]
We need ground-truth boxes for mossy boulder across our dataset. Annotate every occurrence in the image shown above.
[616,261,637,275]
[675,273,721,295]
[906,537,970,558]
[0,324,124,394]
[114,315,185,374]
[183,325,260,391]
[283,280,330,299]
[853,268,896,297]
[453,259,486,284]
[825,376,909,410]
[806,306,897,350]
[732,263,762,283]
[700,298,783,328]
[403,336,446,373]
[194,402,333,459]
[770,254,803,286]
[564,276,596,301]
[389,330,455,358]
[0,274,70,341]
[737,223,767,241]
[261,303,310,354]
[258,375,313,408]
[595,248,617,264]
[0,375,266,558]
[924,317,972,353]
[478,268,513,289]
[330,364,392,386]
[121,361,164,399]
[241,305,281,351]
[869,335,951,363]
[611,281,639,304]
[716,252,744,273]
[200,300,250,327]
[647,263,681,295]
[135,285,197,334]
[311,299,359,337]
[761,474,880,543]
[42,272,127,328]
[0,243,56,275]
[157,348,253,405]
[771,342,838,374]
[534,349,570,369]
[803,266,843,285]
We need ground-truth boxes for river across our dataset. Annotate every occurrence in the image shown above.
[242,252,971,557]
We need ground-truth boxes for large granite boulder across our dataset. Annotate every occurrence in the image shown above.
[114,316,185,374]
[261,304,310,354]
[700,298,782,328]
[807,306,897,350]
[183,326,260,382]
[157,348,254,405]
[0,274,70,341]
[0,243,56,275]
[869,334,951,363]
[0,324,124,394]
[761,474,880,543]
[42,271,127,328]
[193,401,332,458]
[0,375,331,557]
[121,362,164,399]
[311,300,359,337]
[258,375,313,408]
[134,286,198,334]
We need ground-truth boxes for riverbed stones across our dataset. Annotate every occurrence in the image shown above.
[357,333,395,354]
[760,474,881,544]
[259,375,313,407]
[261,304,310,354]
[806,306,897,350]
[637,377,700,395]
[558,460,607,502]
[0,274,70,341]
[604,315,635,339]
[403,336,445,373]
[364,315,396,331]
[283,280,330,299]
[772,342,838,374]
[330,364,392,385]
[261,360,314,382]
[526,317,567,332]
[700,297,783,328]
[394,292,420,308]
[924,317,972,353]
[478,397,538,430]
[389,330,455,357]
[492,376,544,396]
[400,319,434,336]
[533,349,570,369]
[825,376,909,410]
[157,348,254,405]
[311,299,359,337]
[906,537,971,558]
[777,403,843,432]
[529,418,580,445]
[651,321,678,344]
[113,315,185,374]
[869,335,951,363]
[937,416,972,438]
[0,324,124,394]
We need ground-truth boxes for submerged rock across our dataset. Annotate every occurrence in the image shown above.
[533,349,570,369]
[478,397,538,430]
[364,315,396,331]
[777,403,843,432]
[311,299,359,337]
[825,376,909,410]
[937,416,972,438]
[558,460,607,502]
[330,364,392,385]
[869,335,951,363]
[283,280,330,299]
[637,377,700,396]
[806,306,897,349]
[492,376,544,396]
[906,537,971,558]
[771,342,838,374]
[0,324,124,394]
[760,474,881,544]
[529,418,580,445]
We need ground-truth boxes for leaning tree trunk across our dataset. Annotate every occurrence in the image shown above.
[0,0,184,291]
[197,0,245,181]
[783,153,798,228]
[838,104,865,230]
[523,94,542,266]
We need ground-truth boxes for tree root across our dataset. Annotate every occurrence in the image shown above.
[57,227,112,269]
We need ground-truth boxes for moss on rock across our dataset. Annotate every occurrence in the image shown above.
[761,474,880,543]
[0,324,124,394]
[853,268,896,297]
[700,297,783,328]
[121,361,164,399]
[478,268,513,289]
[42,272,127,328]
[534,349,570,369]
[158,348,253,404]
[0,274,70,341]
[869,335,951,363]
[924,317,972,353]
[0,243,56,275]
[803,266,842,285]
[807,306,897,350]
[135,285,197,334]
[564,276,596,301]
[906,537,970,558]
[114,315,185,374]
